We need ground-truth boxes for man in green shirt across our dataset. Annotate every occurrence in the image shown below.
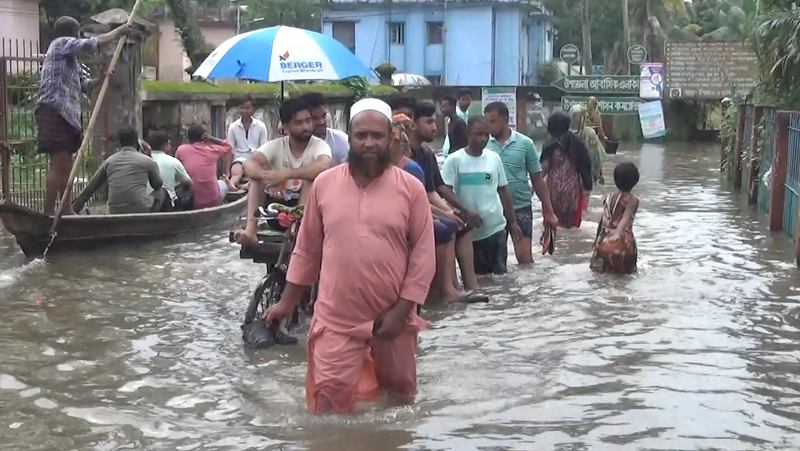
[72,126,167,214]
[484,101,558,264]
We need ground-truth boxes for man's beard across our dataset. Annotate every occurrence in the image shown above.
[348,148,392,178]
[291,131,312,143]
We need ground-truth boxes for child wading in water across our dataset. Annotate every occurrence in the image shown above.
[591,162,640,274]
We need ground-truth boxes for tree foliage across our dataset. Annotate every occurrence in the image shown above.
[239,0,323,32]
[543,0,758,75]
[751,5,800,107]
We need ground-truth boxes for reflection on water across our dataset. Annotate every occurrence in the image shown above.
[2,143,800,450]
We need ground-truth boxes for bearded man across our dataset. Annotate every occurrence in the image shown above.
[264,98,435,414]
[233,96,332,245]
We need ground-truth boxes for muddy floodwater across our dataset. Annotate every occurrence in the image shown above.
[2,143,800,450]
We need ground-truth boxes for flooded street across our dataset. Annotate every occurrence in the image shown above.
[3,142,800,450]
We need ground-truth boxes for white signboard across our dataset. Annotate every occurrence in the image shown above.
[638,100,666,139]
[482,87,517,130]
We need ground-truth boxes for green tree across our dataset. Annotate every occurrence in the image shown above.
[239,0,323,32]
[751,5,800,106]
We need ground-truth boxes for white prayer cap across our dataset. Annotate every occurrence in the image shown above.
[350,98,392,123]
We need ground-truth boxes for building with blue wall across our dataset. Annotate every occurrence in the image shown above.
[321,0,554,86]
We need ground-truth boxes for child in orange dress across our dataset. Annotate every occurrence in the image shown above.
[590,162,640,274]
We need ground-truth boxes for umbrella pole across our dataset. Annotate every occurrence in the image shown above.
[280,81,284,102]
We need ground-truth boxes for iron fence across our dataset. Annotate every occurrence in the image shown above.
[0,38,103,211]
[783,113,800,239]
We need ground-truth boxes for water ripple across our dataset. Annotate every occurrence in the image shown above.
[2,143,800,450]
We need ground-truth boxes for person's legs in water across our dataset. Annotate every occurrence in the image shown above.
[511,205,534,264]
[472,230,507,275]
[429,217,470,303]
[455,230,479,290]
[233,179,267,245]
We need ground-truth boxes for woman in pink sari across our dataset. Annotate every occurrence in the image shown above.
[540,111,593,228]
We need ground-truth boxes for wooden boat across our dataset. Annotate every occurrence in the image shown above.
[0,193,248,257]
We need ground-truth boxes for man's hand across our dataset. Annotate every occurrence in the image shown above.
[374,300,414,340]
[139,139,152,156]
[508,223,523,243]
[201,132,212,142]
[544,213,559,229]
[267,187,283,199]
[262,299,296,324]
[117,24,135,37]
[442,210,464,228]
[263,170,288,188]
[464,209,482,228]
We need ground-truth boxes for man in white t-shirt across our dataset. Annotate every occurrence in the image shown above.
[145,131,193,210]
[234,97,332,246]
[226,95,268,188]
[299,92,349,167]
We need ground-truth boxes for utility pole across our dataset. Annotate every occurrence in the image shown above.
[622,0,630,75]
[580,0,593,75]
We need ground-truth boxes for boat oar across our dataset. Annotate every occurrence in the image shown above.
[45,0,145,256]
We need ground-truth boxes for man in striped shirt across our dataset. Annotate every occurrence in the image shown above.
[484,101,558,265]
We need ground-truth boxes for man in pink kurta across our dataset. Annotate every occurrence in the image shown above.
[264,98,435,414]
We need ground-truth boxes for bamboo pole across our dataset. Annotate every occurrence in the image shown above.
[47,0,145,242]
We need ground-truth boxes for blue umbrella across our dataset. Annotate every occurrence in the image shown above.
[193,25,372,82]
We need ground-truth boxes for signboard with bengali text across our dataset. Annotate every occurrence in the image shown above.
[551,76,640,95]
[665,42,757,100]
[561,96,643,116]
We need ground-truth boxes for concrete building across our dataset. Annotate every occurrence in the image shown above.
[145,6,238,81]
[0,0,40,59]
[322,0,554,85]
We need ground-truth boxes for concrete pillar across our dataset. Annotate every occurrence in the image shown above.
[84,9,155,160]
[748,106,764,204]
[733,104,746,190]
[768,112,790,232]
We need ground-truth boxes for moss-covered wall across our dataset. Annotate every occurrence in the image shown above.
[141,81,395,143]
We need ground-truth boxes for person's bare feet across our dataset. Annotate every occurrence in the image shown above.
[233,228,258,246]
[240,181,250,191]
[222,175,238,192]
[441,287,464,303]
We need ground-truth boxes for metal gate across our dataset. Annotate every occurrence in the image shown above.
[1,38,100,210]
[741,105,755,191]
[783,113,800,239]
[759,108,777,214]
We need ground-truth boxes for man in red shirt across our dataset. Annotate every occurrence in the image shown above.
[175,125,234,209]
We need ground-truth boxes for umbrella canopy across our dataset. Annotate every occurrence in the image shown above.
[193,26,372,82]
[391,73,432,86]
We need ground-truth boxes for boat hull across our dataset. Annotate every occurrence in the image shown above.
[0,195,248,257]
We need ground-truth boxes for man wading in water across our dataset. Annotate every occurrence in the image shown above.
[264,98,435,414]
[36,16,132,215]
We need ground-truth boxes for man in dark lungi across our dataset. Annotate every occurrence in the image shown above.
[35,16,131,215]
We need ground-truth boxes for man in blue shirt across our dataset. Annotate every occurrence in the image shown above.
[484,101,558,264]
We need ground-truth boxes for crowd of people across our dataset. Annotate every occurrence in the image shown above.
[34,14,642,417]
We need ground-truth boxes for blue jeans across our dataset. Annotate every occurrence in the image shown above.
[217,180,228,205]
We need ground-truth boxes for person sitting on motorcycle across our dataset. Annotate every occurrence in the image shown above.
[233,97,332,246]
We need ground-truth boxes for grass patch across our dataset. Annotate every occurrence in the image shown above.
[143,80,398,96]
